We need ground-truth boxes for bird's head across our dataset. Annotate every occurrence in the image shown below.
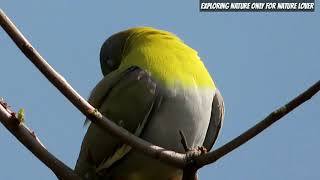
[99,29,132,76]
[100,26,180,76]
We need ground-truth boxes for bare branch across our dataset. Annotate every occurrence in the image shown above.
[0,100,81,180]
[0,9,186,168]
[195,80,320,167]
[1,8,319,180]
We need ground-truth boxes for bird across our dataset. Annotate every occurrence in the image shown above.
[75,27,224,180]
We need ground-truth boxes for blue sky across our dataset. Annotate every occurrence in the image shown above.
[0,1,319,180]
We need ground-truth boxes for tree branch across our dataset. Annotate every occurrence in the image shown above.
[195,80,320,167]
[0,9,186,168]
[1,8,319,180]
[0,100,82,180]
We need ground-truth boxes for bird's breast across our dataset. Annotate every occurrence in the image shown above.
[142,84,215,151]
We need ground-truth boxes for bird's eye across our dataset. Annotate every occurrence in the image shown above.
[106,59,115,68]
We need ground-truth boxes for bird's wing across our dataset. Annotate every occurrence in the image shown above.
[75,66,162,179]
[203,88,225,151]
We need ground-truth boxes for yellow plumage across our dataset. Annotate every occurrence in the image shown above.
[119,27,215,89]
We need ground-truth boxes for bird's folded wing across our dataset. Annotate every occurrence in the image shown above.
[75,66,162,178]
[203,88,225,151]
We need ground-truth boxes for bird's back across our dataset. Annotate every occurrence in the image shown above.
[119,27,215,90]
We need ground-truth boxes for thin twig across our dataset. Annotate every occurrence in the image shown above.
[179,130,190,152]
[179,130,198,180]
[195,80,320,167]
[0,9,186,168]
[0,100,82,180]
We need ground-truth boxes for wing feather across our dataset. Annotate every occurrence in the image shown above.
[203,88,225,151]
[75,66,161,179]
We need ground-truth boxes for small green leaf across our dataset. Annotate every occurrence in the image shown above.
[17,108,25,123]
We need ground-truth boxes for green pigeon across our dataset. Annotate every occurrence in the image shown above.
[75,27,225,180]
